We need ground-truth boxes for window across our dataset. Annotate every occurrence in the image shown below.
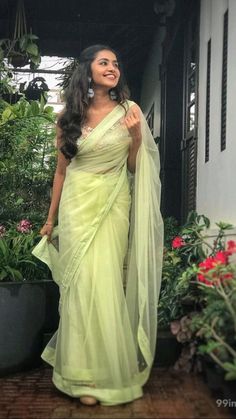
[205,39,211,162]
[221,9,228,151]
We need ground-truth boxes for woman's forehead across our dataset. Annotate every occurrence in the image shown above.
[94,50,118,61]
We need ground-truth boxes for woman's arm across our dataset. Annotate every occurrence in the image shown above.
[125,105,142,173]
[40,124,70,239]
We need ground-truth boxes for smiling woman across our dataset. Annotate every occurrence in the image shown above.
[32,44,163,406]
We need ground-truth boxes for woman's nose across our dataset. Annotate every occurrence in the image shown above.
[107,63,116,71]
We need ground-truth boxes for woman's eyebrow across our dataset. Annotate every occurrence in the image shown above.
[98,58,118,63]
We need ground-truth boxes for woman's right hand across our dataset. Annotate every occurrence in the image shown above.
[40,222,54,241]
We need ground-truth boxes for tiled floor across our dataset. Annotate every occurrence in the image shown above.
[0,366,235,419]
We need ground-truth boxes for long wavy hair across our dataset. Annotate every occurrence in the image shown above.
[58,44,130,159]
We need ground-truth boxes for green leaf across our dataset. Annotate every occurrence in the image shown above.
[19,37,27,51]
[30,101,40,116]
[0,47,4,61]
[44,106,54,116]
[215,222,234,231]
[40,95,46,111]
[18,260,36,266]
[26,43,38,56]
[1,106,14,123]
[0,270,8,281]
[15,197,24,206]
[198,341,222,354]
[222,361,236,371]
[5,266,23,281]
[0,239,8,258]
[26,34,39,41]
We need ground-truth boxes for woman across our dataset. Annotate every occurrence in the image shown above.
[33,44,163,406]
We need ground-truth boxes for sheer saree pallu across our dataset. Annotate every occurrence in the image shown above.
[32,100,163,406]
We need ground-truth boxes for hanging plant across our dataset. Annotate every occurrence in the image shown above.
[0,0,41,69]
[24,77,49,101]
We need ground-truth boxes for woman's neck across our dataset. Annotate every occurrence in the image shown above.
[90,89,115,110]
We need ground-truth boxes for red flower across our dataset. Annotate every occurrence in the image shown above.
[197,273,213,286]
[226,240,236,255]
[221,273,233,281]
[172,236,186,249]
[214,251,228,265]
[199,257,215,270]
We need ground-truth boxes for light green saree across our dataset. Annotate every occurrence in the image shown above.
[32,100,163,406]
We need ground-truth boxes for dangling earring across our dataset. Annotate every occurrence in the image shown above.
[109,89,117,100]
[87,77,94,98]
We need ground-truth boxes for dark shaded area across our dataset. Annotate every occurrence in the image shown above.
[0,0,160,101]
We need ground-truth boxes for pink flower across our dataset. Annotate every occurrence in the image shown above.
[0,225,6,237]
[172,236,186,249]
[17,219,32,233]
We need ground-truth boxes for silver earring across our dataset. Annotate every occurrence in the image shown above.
[109,89,117,100]
[87,77,94,98]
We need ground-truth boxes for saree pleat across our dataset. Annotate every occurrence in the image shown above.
[32,100,163,405]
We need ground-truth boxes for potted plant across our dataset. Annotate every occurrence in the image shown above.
[190,243,236,405]
[0,220,60,376]
[24,77,49,101]
[0,0,41,69]
[0,96,59,376]
[156,217,195,366]
[159,212,234,366]
[167,213,236,411]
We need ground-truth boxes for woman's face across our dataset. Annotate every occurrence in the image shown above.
[90,50,120,89]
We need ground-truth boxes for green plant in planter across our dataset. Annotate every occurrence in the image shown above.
[0,0,41,69]
[168,217,236,375]
[0,220,49,281]
[24,77,49,101]
[5,34,41,69]
[190,243,236,381]
[158,212,213,329]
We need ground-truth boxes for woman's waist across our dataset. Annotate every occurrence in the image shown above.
[68,158,127,175]
[64,162,128,188]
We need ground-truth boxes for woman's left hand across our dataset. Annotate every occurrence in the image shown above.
[124,107,142,146]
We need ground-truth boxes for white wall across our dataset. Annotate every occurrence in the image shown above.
[140,27,166,139]
[197,0,236,229]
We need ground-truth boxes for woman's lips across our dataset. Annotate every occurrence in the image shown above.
[104,74,116,80]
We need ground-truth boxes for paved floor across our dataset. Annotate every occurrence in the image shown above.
[0,366,235,419]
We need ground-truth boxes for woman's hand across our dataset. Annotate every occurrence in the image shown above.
[124,107,142,146]
[40,222,54,241]
[125,106,142,173]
